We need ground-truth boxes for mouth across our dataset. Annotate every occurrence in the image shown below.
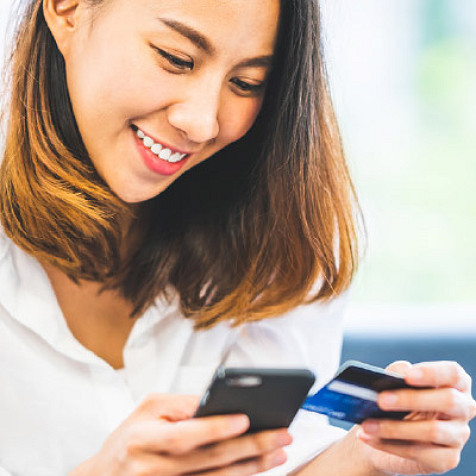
[131,125,190,163]
[131,124,192,176]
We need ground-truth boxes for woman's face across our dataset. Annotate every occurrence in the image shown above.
[59,0,280,203]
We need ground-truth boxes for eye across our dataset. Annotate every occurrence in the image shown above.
[154,47,194,71]
[230,78,265,96]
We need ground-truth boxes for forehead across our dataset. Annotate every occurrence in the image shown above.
[105,0,281,55]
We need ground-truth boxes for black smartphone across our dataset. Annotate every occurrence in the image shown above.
[194,367,316,432]
[303,360,420,424]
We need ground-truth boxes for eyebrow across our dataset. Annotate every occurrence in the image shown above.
[158,17,215,55]
[157,17,274,69]
[236,56,273,69]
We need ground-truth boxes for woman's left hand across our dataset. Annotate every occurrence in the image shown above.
[357,360,476,475]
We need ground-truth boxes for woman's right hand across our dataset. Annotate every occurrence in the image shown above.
[70,393,292,476]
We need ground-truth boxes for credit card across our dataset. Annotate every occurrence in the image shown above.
[302,360,414,424]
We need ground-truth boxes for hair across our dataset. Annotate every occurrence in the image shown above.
[0,0,361,329]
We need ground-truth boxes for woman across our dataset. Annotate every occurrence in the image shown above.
[0,0,474,475]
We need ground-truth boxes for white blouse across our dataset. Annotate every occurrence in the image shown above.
[0,231,347,475]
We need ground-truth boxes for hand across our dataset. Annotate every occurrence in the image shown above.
[355,360,476,475]
[70,393,292,476]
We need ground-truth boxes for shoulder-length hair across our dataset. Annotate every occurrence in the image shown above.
[0,0,361,329]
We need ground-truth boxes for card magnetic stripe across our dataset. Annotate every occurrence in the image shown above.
[302,379,379,410]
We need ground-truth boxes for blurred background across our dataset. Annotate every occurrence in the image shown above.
[1,1,476,473]
[319,0,476,333]
[318,3,476,474]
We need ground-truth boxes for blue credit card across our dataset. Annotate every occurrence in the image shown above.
[302,360,413,424]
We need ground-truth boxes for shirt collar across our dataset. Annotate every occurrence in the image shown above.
[0,232,67,345]
[0,232,180,367]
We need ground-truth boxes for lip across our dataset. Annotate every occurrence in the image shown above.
[132,128,191,176]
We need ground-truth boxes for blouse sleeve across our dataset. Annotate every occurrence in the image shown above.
[224,295,349,474]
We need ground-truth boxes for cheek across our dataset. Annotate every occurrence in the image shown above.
[66,38,158,132]
[219,99,263,144]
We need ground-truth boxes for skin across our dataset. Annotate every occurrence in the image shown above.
[41,1,476,475]
[295,361,476,476]
[49,0,278,204]
[42,0,280,367]
[45,1,295,475]
[70,393,292,475]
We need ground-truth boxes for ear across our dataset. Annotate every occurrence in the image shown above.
[43,0,80,56]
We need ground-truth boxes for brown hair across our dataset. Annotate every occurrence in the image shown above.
[0,0,361,329]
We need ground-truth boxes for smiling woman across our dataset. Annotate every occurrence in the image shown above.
[58,0,280,203]
[0,0,357,327]
[0,1,474,476]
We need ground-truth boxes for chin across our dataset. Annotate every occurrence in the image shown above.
[102,169,168,203]
[110,183,160,204]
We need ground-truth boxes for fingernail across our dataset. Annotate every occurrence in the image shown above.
[277,431,293,446]
[357,429,372,441]
[230,415,249,432]
[362,421,379,434]
[272,450,287,465]
[380,393,398,407]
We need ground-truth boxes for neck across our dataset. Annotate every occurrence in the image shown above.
[118,201,150,262]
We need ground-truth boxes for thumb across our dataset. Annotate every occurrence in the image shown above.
[136,394,201,422]
[385,360,413,377]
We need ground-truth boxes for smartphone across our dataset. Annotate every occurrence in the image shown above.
[302,360,419,424]
[194,367,316,432]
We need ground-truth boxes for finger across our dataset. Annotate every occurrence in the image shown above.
[404,361,472,393]
[133,415,250,454]
[135,393,201,421]
[361,419,471,447]
[357,431,462,474]
[385,360,412,376]
[129,448,287,476]
[470,400,476,420]
[191,448,287,476]
[378,387,475,419]
[172,428,292,473]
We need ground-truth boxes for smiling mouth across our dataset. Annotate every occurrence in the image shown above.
[131,125,189,163]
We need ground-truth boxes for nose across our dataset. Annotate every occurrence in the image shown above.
[167,80,221,145]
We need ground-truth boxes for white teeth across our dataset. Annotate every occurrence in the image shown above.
[143,137,154,148]
[159,148,172,160]
[169,152,182,163]
[136,128,187,163]
[151,143,163,155]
